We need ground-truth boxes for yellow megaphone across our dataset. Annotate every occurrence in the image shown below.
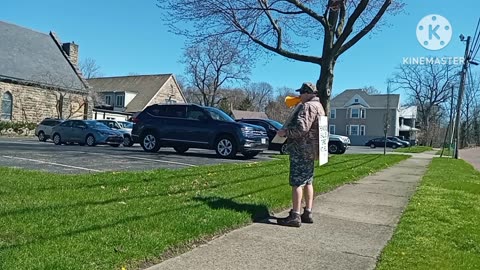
[285,96,301,108]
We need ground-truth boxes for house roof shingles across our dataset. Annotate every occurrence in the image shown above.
[87,74,172,112]
[231,110,268,120]
[0,20,86,91]
[331,89,400,108]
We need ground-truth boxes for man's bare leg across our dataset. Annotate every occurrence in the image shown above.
[292,186,303,213]
[303,183,314,211]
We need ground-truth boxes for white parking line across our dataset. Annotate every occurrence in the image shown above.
[121,155,198,167]
[62,151,198,168]
[0,141,45,145]
[2,156,102,172]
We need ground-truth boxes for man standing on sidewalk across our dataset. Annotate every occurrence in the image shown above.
[276,82,325,227]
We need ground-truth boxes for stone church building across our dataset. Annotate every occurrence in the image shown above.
[0,20,91,123]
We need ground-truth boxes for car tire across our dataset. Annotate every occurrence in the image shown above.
[280,143,288,155]
[86,135,96,147]
[242,151,260,158]
[53,133,62,145]
[38,131,47,142]
[391,144,398,149]
[173,146,189,154]
[370,143,376,148]
[110,144,120,147]
[141,131,161,152]
[328,142,339,154]
[123,136,134,147]
[215,135,237,158]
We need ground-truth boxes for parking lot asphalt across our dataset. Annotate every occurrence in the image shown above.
[0,137,275,174]
[0,137,398,174]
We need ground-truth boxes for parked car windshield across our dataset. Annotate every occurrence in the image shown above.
[204,107,235,122]
[266,119,283,129]
[86,121,110,129]
[118,121,133,129]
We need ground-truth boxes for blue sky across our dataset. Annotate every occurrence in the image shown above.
[2,1,479,104]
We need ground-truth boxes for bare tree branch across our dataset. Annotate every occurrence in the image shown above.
[158,0,404,113]
[181,36,251,106]
[79,57,103,79]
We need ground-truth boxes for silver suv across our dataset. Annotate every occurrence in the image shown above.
[96,119,134,147]
[35,118,64,142]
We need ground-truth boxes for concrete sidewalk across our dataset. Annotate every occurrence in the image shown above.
[145,153,434,270]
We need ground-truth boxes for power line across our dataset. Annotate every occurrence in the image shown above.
[470,18,480,53]
[470,18,480,60]
[470,18,480,59]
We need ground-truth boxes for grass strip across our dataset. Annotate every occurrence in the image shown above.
[0,154,408,270]
[377,158,480,270]
[394,146,433,153]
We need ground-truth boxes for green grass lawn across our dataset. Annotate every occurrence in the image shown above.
[0,154,408,270]
[436,147,454,157]
[394,146,433,153]
[376,158,480,270]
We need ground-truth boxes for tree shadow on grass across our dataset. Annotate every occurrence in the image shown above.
[193,195,275,224]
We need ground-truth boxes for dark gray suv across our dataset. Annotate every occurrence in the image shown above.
[131,104,269,158]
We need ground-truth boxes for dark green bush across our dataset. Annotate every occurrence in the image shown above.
[0,121,36,135]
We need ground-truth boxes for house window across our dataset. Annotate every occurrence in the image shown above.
[1,92,13,120]
[116,95,124,107]
[329,125,335,135]
[361,109,366,119]
[105,95,112,106]
[351,108,360,118]
[349,125,359,136]
[330,109,336,119]
[354,98,359,102]
[360,125,366,136]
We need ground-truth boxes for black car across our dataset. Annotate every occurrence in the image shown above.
[365,137,403,149]
[236,118,350,154]
[235,118,286,153]
[131,104,269,158]
[387,136,410,147]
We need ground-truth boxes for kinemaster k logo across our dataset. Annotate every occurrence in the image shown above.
[416,14,453,51]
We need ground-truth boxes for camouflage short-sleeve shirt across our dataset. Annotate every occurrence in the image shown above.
[284,97,325,160]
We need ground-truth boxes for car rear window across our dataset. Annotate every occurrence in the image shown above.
[41,119,62,126]
[164,106,186,118]
[145,105,166,117]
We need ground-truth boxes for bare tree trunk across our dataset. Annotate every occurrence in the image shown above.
[317,58,335,114]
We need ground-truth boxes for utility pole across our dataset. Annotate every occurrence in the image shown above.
[454,35,471,159]
[441,85,455,157]
[384,81,391,155]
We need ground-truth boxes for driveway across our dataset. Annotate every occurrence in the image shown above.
[460,147,480,171]
[0,137,274,174]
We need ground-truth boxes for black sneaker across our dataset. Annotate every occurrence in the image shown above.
[277,210,301,227]
[301,208,313,223]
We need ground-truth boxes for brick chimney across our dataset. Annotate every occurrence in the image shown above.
[62,42,79,66]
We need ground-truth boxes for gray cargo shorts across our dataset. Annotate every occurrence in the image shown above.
[289,154,315,187]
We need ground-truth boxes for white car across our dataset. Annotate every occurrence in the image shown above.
[328,134,351,154]
[35,118,64,142]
